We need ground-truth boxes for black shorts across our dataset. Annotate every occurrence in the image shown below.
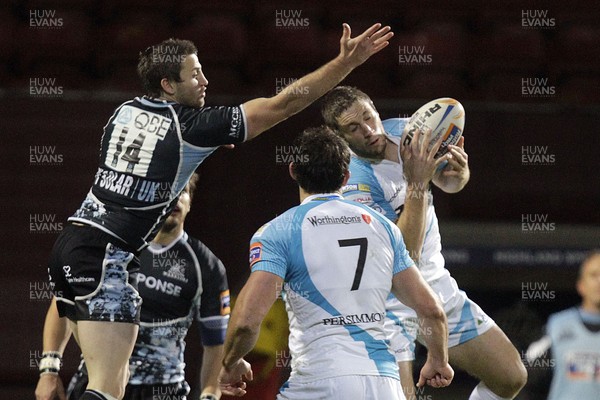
[48,223,142,323]
[67,361,190,400]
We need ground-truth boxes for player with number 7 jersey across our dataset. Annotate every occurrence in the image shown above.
[249,194,412,382]
[219,127,452,399]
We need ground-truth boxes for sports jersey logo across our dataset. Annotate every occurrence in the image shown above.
[307,215,362,227]
[116,107,132,124]
[137,273,182,297]
[220,290,231,315]
[566,351,600,381]
[341,183,371,193]
[249,243,262,268]
[361,214,372,224]
[322,312,385,325]
[348,195,372,205]
[162,262,189,283]
[230,107,242,137]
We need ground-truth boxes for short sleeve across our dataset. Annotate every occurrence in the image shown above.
[249,220,290,279]
[387,222,415,275]
[191,239,230,346]
[177,105,247,147]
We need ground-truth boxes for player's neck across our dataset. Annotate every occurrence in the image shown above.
[298,188,342,203]
[153,225,184,246]
[581,301,600,315]
[384,138,400,163]
[158,93,176,103]
[298,188,310,203]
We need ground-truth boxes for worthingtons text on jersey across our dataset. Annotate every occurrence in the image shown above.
[307,215,362,227]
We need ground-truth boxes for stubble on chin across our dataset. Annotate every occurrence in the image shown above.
[160,218,178,233]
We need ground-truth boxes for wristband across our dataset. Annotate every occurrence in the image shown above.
[200,394,218,400]
[39,351,62,375]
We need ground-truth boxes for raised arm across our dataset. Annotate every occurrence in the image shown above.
[391,266,453,388]
[35,297,72,400]
[398,128,449,261]
[243,23,394,139]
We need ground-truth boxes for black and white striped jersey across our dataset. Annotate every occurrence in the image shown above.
[69,96,247,251]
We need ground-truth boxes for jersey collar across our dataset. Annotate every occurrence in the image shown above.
[147,230,187,254]
[138,96,177,107]
[301,193,343,205]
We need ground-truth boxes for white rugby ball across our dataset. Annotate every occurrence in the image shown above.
[402,98,465,159]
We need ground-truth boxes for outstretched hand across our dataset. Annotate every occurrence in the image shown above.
[339,23,394,68]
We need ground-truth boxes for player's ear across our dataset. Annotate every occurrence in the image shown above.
[341,170,350,186]
[288,162,297,181]
[160,78,176,96]
[576,277,585,299]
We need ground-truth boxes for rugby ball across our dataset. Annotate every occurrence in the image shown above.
[402,98,465,159]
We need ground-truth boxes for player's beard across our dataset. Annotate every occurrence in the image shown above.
[174,83,205,108]
[160,217,178,233]
[351,136,386,161]
[181,92,204,108]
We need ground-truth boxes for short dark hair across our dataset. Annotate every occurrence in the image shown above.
[137,38,197,97]
[321,86,375,132]
[291,126,350,194]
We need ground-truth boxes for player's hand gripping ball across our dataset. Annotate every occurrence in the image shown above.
[403,98,465,158]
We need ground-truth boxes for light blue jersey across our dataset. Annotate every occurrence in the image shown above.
[343,118,495,362]
[249,194,414,384]
[342,118,446,283]
[547,308,600,400]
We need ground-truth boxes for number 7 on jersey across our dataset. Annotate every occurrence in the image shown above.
[338,237,368,291]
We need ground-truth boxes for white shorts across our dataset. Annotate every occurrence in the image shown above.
[385,274,495,362]
[277,375,404,400]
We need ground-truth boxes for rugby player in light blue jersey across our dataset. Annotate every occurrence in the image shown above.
[527,250,600,400]
[321,86,527,400]
[219,127,453,399]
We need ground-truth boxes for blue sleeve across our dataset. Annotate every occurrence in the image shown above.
[343,158,393,218]
[382,118,409,139]
[389,224,415,275]
[371,207,414,275]
[249,217,290,279]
